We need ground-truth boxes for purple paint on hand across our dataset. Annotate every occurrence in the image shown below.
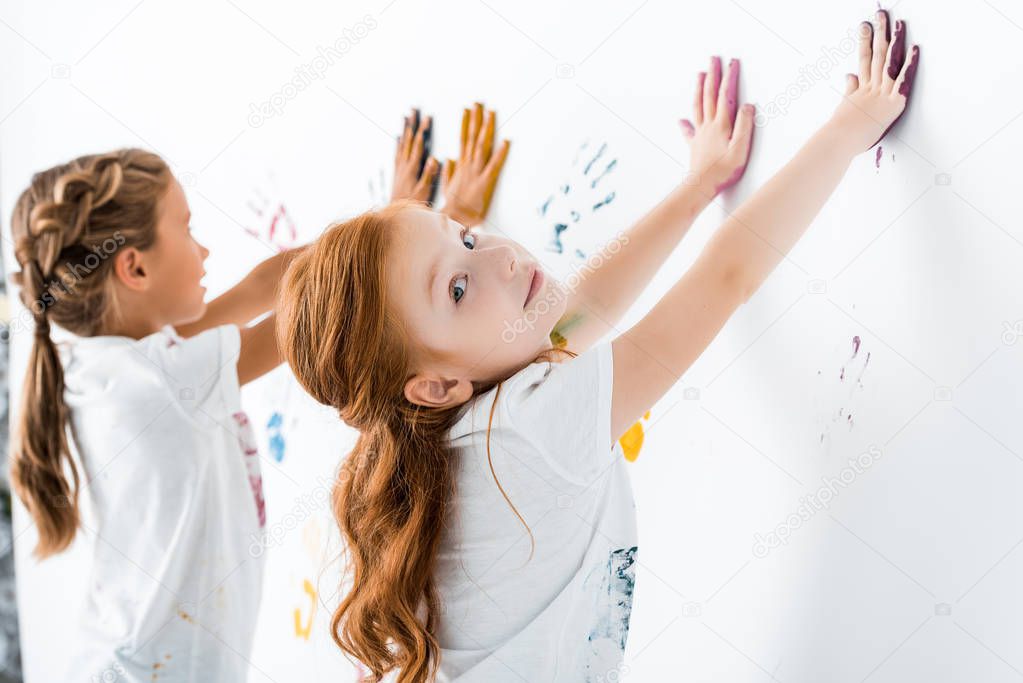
[708,56,722,108]
[887,20,907,80]
[870,23,919,149]
[899,45,920,97]
[714,103,755,194]
[724,58,740,126]
[879,9,891,43]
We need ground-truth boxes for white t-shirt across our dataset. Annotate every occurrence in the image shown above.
[60,324,265,682]
[435,341,638,682]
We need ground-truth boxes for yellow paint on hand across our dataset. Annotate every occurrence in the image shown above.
[293,578,317,640]
[619,411,651,462]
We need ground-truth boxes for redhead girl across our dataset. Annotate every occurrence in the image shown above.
[277,11,918,683]
[8,105,506,681]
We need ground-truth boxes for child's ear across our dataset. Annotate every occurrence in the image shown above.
[112,247,149,292]
[404,374,473,409]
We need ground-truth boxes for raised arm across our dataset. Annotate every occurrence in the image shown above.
[175,247,306,338]
[237,313,280,386]
[555,57,755,354]
[610,11,919,440]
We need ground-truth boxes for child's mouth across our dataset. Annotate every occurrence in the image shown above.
[524,265,543,309]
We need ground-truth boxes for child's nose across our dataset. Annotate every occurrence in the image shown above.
[499,245,516,278]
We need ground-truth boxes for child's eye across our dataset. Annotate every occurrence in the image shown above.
[462,230,477,249]
[451,275,467,303]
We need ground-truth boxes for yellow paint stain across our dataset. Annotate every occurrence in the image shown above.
[176,610,194,624]
[619,411,651,462]
[293,578,317,640]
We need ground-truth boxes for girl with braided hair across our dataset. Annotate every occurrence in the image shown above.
[7,104,505,681]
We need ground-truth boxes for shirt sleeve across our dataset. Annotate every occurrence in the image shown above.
[499,341,617,486]
[141,324,242,427]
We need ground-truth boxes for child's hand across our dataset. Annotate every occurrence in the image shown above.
[392,108,440,204]
[679,57,756,196]
[831,10,920,151]
[441,102,511,226]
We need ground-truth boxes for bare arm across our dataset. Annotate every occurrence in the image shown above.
[176,247,306,338]
[237,313,281,386]
[556,57,755,354]
[610,11,919,440]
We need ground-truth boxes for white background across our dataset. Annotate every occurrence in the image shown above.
[3,0,1023,681]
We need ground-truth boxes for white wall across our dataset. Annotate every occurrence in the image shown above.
[3,0,1022,680]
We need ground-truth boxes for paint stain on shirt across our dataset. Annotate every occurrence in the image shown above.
[583,546,638,681]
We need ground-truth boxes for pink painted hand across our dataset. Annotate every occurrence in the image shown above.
[835,9,920,151]
[679,56,756,197]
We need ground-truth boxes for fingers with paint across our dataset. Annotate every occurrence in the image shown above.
[834,7,920,150]
[441,102,511,227]
[392,107,440,204]
[680,56,755,196]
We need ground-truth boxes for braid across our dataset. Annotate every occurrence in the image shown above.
[8,148,170,557]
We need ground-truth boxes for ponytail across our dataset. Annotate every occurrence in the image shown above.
[11,309,79,557]
[8,148,170,557]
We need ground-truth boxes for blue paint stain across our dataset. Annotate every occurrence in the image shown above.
[561,183,571,195]
[583,546,638,678]
[592,192,616,211]
[539,195,554,216]
[590,159,617,188]
[572,141,589,165]
[548,223,569,254]
[575,248,586,259]
[267,412,286,462]
[583,143,608,175]
[570,210,581,222]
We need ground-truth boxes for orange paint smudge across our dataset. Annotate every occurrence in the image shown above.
[619,411,651,462]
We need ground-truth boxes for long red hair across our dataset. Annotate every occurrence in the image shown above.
[276,203,572,681]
